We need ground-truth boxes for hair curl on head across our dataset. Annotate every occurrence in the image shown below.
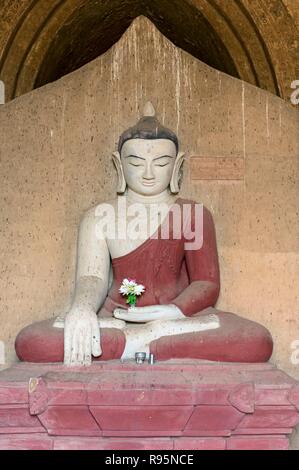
[118,102,179,154]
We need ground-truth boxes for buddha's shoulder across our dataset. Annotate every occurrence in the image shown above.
[80,198,119,224]
[176,197,213,217]
[94,197,119,211]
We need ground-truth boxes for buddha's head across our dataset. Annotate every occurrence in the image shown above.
[112,102,185,196]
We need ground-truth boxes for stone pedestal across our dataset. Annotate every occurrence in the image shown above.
[0,361,299,450]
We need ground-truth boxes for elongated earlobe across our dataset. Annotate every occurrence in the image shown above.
[170,152,185,194]
[112,151,126,194]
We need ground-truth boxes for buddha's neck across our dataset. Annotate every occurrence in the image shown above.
[126,188,176,206]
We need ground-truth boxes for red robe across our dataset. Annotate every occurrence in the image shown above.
[100,198,220,317]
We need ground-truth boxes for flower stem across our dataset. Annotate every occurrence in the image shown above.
[127,293,137,307]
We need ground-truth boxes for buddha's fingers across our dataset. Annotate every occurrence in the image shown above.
[64,323,73,365]
[78,327,92,366]
[70,327,79,365]
[91,316,102,357]
[77,331,84,364]
[114,310,148,322]
[84,333,92,366]
[129,306,161,313]
[70,327,85,365]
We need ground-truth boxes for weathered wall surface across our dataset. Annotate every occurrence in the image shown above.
[1,0,299,101]
[0,17,298,378]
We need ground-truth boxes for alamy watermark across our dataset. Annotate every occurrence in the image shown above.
[95,200,204,251]
[290,80,299,105]
[291,340,299,365]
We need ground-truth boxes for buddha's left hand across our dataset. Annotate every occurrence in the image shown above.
[113,304,185,323]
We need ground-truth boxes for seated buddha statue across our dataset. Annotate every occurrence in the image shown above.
[15,102,273,366]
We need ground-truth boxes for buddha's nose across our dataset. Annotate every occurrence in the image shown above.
[142,164,155,180]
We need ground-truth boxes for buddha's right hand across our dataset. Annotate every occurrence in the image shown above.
[64,306,101,366]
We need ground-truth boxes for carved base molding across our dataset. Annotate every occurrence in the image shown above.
[0,361,299,450]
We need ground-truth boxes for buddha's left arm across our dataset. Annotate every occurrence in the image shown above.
[171,205,220,317]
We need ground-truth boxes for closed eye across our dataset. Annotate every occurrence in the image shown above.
[129,163,143,167]
[154,155,172,167]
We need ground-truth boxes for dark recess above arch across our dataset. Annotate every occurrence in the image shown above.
[2,0,298,101]
[35,0,239,89]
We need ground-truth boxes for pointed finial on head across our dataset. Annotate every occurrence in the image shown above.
[143,101,156,117]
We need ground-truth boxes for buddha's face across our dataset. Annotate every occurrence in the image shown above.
[120,139,177,196]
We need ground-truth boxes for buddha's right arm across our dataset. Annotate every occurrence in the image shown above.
[64,208,110,365]
[70,276,108,313]
[71,207,110,313]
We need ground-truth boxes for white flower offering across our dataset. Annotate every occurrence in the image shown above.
[119,278,145,307]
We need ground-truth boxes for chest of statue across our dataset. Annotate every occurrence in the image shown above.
[106,197,181,259]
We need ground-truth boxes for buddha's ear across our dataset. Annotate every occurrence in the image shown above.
[112,151,126,194]
[170,151,185,194]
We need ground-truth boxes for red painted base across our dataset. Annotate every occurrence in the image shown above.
[0,361,299,450]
